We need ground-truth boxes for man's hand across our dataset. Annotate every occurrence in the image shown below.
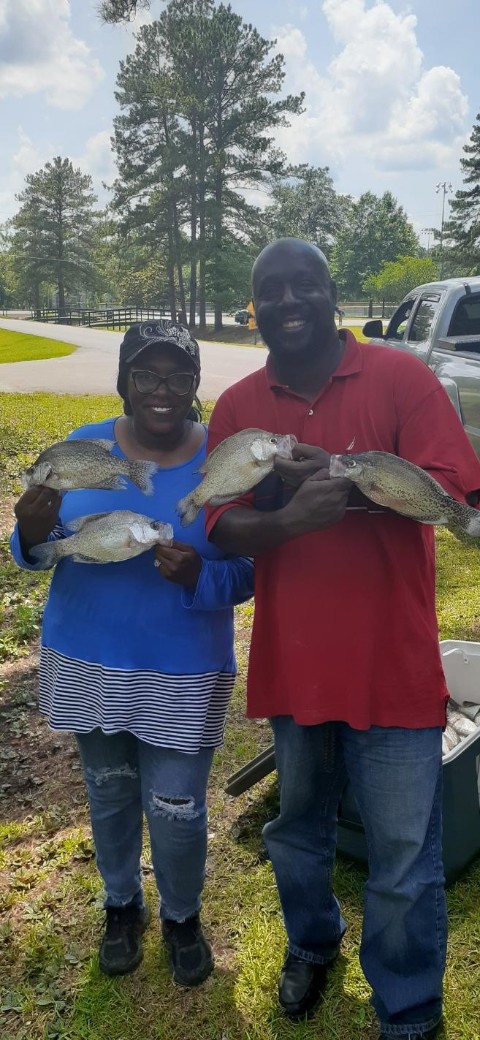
[274,442,331,488]
[283,470,351,534]
[153,541,203,588]
[14,486,62,551]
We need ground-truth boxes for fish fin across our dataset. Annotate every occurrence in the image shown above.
[250,441,265,462]
[88,439,116,451]
[65,512,110,533]
[71,553,103,564]
[176,493,199,527]
[209,493,236,505]
[97,474,127,490]
[127,460,158,496]
[29,541,59,569]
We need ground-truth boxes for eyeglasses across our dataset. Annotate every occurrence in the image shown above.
[130,370,196,396]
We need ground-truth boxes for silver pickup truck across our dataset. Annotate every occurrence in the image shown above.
[363,276,480,456]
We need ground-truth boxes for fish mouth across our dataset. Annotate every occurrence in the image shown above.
[329,455,348,478]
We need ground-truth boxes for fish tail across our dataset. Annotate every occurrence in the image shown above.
[447,505,480,538]
[128,460,158,496]
[30,541,60,569]
[465,509,480,537]
[177,492,199,527]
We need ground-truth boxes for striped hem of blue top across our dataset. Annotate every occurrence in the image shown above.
[39,646,235,754]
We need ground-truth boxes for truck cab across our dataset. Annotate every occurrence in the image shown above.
[363,277,480,456]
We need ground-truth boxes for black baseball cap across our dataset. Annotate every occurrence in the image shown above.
[119,320,201,371]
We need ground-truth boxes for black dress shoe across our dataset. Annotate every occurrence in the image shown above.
[278,952,332,1020]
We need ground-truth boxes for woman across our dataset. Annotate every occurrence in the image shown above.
[10,321,253,987]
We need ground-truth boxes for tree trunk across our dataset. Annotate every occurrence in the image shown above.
[167,222,176,321]
[162,113,187,324]
[213,167,223,332]
[171,198,187,323]
[189,116,198,328]
[213,95,223,333]
[198,120,207,329]
[57,270,65,316]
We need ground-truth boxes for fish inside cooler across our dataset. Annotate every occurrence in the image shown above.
[336,640,480,883]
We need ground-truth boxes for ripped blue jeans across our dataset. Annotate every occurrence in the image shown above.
[76,729,214,921]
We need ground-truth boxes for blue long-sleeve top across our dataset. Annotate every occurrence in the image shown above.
[10,419,254,751]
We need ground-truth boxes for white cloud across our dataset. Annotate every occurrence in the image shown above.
[0,128,53,219]
[273,0,468,176]
[0,127,118,221]
[72,130,117,204]
[0,0,105,109]
[79,130,116,181]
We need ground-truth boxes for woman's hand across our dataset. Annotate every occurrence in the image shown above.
[14,487,62,551]
[153,541,203,588]
[274,442,331,488]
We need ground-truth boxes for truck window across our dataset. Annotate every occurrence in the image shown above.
[406,294,442,344]
[448,295,480,337]
[385,299,416,340]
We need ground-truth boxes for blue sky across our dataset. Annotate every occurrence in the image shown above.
[1,0,478,249]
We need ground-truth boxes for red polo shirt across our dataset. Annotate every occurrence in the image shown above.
[205,333,480,729]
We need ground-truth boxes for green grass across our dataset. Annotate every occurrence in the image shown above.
[0,329,76,364]
[1,394,480,1040]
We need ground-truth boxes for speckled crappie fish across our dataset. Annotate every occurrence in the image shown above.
[20,439,157,495]
[30,510,173,568]
[177,428,297,526]
[330,450,480,537]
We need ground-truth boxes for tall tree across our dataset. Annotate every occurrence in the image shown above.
[363,256,439,305]
[12,158,99,315]
[443,111,480,276]
[111,1,303,329]
[263,165,351,252]
[331,192,418,299]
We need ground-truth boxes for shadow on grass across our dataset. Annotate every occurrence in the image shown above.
[0,660,86,828]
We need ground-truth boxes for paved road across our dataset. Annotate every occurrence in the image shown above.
[0,319,267,399]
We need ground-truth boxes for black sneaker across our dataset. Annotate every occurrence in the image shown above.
[99,904,150,976]
[161,913,214,987]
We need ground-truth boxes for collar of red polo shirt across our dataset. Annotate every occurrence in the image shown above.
[265,330,363,394]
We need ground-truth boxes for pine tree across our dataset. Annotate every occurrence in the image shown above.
[443,111,480,275]
[99,0,150,22]
[12,158,98,315]
[111,0,303,329]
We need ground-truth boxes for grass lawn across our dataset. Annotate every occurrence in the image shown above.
[0,329,76,364]
[1,393,480,1040]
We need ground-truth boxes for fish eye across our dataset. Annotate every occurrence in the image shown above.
[269,437,277,444]
[345,458,357,468]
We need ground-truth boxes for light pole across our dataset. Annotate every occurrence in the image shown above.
[435,181,453,277]
[421,227,433,254]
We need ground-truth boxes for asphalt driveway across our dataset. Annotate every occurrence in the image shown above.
[0,319,267,400]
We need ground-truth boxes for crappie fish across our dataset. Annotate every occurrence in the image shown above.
[177,428,297,526]
[30,510,173,568]
[21,439,158,495]
[447,707,477,739]
[442,724,461,755]
[330,450,480,537]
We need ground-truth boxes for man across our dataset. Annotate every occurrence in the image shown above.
[205,239,480,1039]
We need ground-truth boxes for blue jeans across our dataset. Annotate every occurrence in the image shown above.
[76,729,214,922]
[263,718,446,1038]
